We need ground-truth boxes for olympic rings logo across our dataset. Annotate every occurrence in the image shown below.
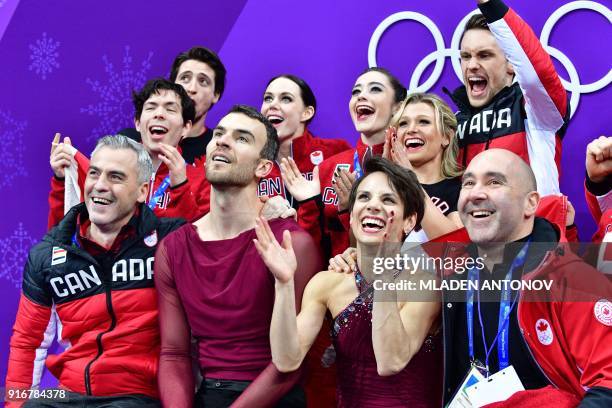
[368,1,611,118]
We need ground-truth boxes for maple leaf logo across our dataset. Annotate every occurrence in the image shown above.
[537,321,548,332]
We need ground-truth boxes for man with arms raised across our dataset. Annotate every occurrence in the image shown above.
[155,105,320,407]
[49,78,210,227]
[448,0,569,195]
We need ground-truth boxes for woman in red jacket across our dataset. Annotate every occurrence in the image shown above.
[258,74,351,207]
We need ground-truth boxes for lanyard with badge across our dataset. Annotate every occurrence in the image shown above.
[467,239,530,375]
[449,240,531,408]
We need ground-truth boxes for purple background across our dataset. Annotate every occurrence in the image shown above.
[1,0,610,388]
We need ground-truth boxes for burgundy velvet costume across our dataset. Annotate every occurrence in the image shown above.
[154,218,319,407]
[331,269,443,408]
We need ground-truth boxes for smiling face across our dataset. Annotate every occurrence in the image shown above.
[349,171,415,245]
[349,71,397,138]
[135,89,191,154]
[84,147,148,232]
[205,112,272,187]
[261,77,313,141]
[460,29,514,108]
[458,149,538,246]
[396,102,449,169]
[175,59,219,121]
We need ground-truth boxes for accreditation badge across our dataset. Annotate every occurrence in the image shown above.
[464,365,525,407]
[447,362,486,408]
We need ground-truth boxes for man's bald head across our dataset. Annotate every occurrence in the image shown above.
[458,149,540,246]
[469,149,537,194]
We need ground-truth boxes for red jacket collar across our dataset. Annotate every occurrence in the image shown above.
[290,128,315,164]
[356,137,384,161]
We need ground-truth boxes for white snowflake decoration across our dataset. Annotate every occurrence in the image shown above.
[28,32,60,80]
[80,46,154,142]
[0,224,38,288]
[0,110,28,188]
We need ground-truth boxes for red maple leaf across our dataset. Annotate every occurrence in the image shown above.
[537,321,548,332]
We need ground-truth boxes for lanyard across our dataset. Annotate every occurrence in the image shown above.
[147,175,171,210]
[466,240,530,374]
[353,150,363,179]
[353,147,373,180]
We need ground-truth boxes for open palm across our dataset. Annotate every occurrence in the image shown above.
[253,217,297,283]
[280,157,321,202]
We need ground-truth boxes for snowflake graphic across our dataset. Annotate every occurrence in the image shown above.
[0,224,38,288]
[28,32,60,80]
[80,46,154,142]
[0,110,28,188]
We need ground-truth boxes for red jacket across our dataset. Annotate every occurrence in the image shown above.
[257,129,351,206]
[449,0,569,197]
[439,219,612,406]
[516,246,612,403]
[585,180,612,244]
[48,154,210,229]
[297,138,383,258]
[584,179,611,277]
[5,204,184,406]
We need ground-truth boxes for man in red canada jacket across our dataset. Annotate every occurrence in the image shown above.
[447,0,569,197]
[48,78,210,229]
[6,135,184,407]
[442,149,612,407]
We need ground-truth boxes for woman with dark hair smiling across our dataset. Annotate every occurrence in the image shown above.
[258,74,350,207]
[283,67,407,258]
[255,157,442,408]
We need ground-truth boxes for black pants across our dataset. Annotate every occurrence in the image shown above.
[22,392,161,408]
[194,379,305,408]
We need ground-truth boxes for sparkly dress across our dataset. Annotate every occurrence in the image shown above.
[331,269,443,407]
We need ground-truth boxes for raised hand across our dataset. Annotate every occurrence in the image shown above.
[50,133,72,178]
[382,127,396,160]
[253,216,297,284]
[333,169,356,212]
[390,131,414,171]
[158,143,186,186]
[586,136,612,183]
[260,195,297,220]
[280,157,320,202]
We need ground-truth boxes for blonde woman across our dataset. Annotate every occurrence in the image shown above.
[384,92,463,242]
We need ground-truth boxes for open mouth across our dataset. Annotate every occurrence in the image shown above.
[360,216,386,233]
[404,137,425,151]
[211,153,231,164]
[469,209,495,219]
[267,114,284,126]
[468,76,488,97]
[149,125,169,137]
[91,197,112,206]
[355,104,375,121]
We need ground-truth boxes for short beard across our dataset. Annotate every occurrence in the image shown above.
[205,161,258,188]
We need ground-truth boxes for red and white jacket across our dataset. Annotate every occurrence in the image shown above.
[297,139,383,258]
[440,219,612,406]
[448,0,569,196]
[257,129,350,207]
[5,204,184,406]
[585,177,612,276]
[47,146,210,229]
